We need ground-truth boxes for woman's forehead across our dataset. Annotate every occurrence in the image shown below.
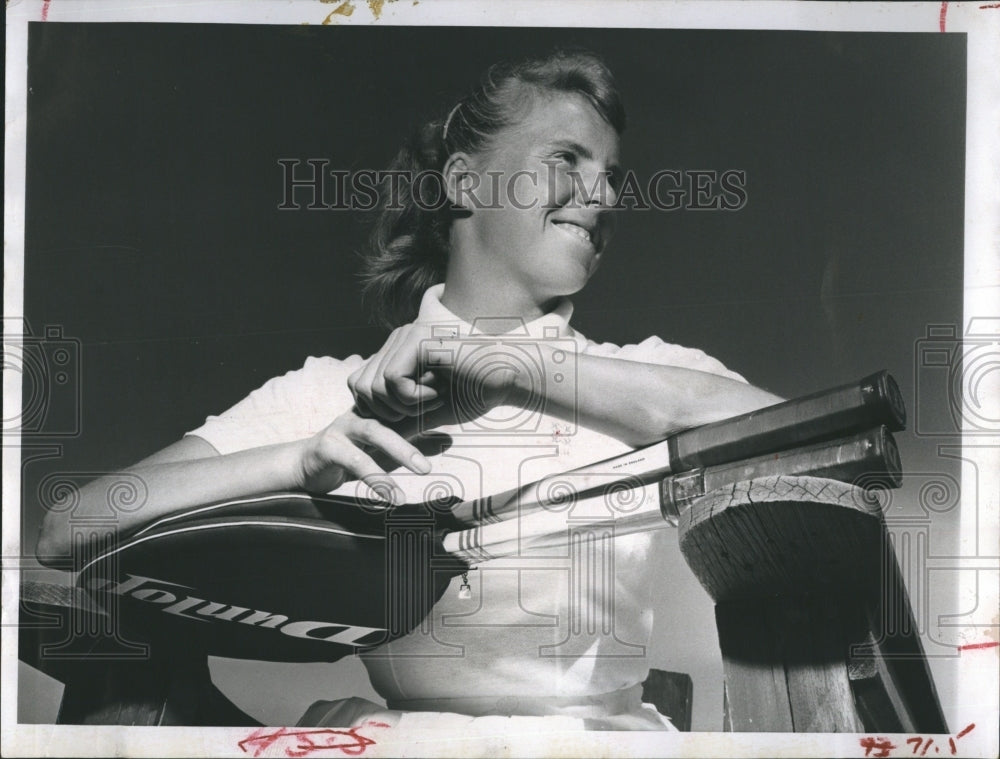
[494,91,621,153]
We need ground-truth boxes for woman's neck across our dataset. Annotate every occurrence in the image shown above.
[439,280,549,330]
[440,254,562,330]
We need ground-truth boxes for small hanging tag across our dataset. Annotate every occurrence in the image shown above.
[458,571,472,600]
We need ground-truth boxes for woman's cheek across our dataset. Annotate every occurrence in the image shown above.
[543,167,575,208]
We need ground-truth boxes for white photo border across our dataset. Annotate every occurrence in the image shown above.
[3,1,998,757]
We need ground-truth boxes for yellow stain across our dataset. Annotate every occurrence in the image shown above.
[322,0,355,23]
[368,0,400,19]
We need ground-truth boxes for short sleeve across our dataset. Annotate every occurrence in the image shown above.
[186,355,364,455]
[583,336,748,383]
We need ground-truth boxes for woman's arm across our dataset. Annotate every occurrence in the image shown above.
[35,410,431,567]
[348,324,784,447]
[514,344,784,447]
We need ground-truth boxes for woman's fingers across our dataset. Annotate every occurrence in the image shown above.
[367,329,414,417]
[380,327,440,409]
[300,410,435,504]
[349,330,410,420]
[353,391,406,422]
[351,325,440,420]
[346,415,432,476]
[314,430,405,504]
[385,373,440,406]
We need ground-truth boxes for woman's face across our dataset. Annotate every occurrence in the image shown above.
[457,92,622,308]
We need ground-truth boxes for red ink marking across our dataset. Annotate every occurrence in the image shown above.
[979,2,1000,7]
[957,641,999,651]
[861,736,897,758]
[939,1,948,31]
[41,1,50,21]
[238,727,376,757]
[955,723,975,739]
[362,720,391,728]
[897,724,981,756]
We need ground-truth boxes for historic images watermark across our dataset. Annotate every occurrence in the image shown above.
[277,159,749,212]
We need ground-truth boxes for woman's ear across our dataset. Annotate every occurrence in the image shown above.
[443,152,477,209]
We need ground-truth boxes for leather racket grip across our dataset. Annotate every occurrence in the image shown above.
[667,371,905,472]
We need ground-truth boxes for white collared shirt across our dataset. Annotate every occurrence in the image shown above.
[188,284,745,707]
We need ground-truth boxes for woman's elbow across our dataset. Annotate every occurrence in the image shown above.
[34,514,71,569]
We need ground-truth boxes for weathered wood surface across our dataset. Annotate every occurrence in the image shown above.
[679,475,885,601]
[848,631,913,733]
[679,475,947,733]
[640,669,694,732]
[716,601,794,731]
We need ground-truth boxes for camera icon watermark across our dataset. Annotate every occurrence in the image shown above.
[914,318,1000,436]
[3,318,81,438]
[420,320,578,436]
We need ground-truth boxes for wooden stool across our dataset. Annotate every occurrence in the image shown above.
[678,475,947,732]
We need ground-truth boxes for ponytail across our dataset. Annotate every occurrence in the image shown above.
[360,121,451,328]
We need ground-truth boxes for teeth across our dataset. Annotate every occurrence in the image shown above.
[554,221,592,243]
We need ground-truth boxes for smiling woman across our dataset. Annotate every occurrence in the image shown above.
[326,52,782,731]
[14,15,974,739]
[34,47,783,731]
[440,92,621,320]
[361,50,627,330]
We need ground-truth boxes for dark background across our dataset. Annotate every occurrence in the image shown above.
[20,23,966,729]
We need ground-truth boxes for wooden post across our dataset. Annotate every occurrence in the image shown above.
[678,475,947,732]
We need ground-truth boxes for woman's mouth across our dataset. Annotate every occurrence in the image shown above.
[551,220,595,247]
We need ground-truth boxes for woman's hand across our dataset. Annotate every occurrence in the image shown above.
[294,408,432,502]
[347,325,523,430]
[347,324,442,421]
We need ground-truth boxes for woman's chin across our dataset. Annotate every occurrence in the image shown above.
[538,272,593,303]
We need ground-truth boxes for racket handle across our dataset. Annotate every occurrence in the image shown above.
[668,370,905,472]
[659,425,900,524]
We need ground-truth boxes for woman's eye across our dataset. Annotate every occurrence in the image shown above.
[554,151,576,165]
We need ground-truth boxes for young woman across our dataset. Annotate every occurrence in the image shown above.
[37,49,782,731]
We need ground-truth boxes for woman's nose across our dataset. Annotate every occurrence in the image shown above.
[570,167,618,209]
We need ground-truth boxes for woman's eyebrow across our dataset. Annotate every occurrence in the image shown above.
[544,139,592,158]
[544,139,622,174]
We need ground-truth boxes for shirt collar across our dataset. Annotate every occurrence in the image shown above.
[414,284,580,341]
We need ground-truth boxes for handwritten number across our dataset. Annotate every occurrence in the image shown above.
[863,724,975,758]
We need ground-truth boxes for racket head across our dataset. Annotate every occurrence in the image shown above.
[77,494,464,662]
